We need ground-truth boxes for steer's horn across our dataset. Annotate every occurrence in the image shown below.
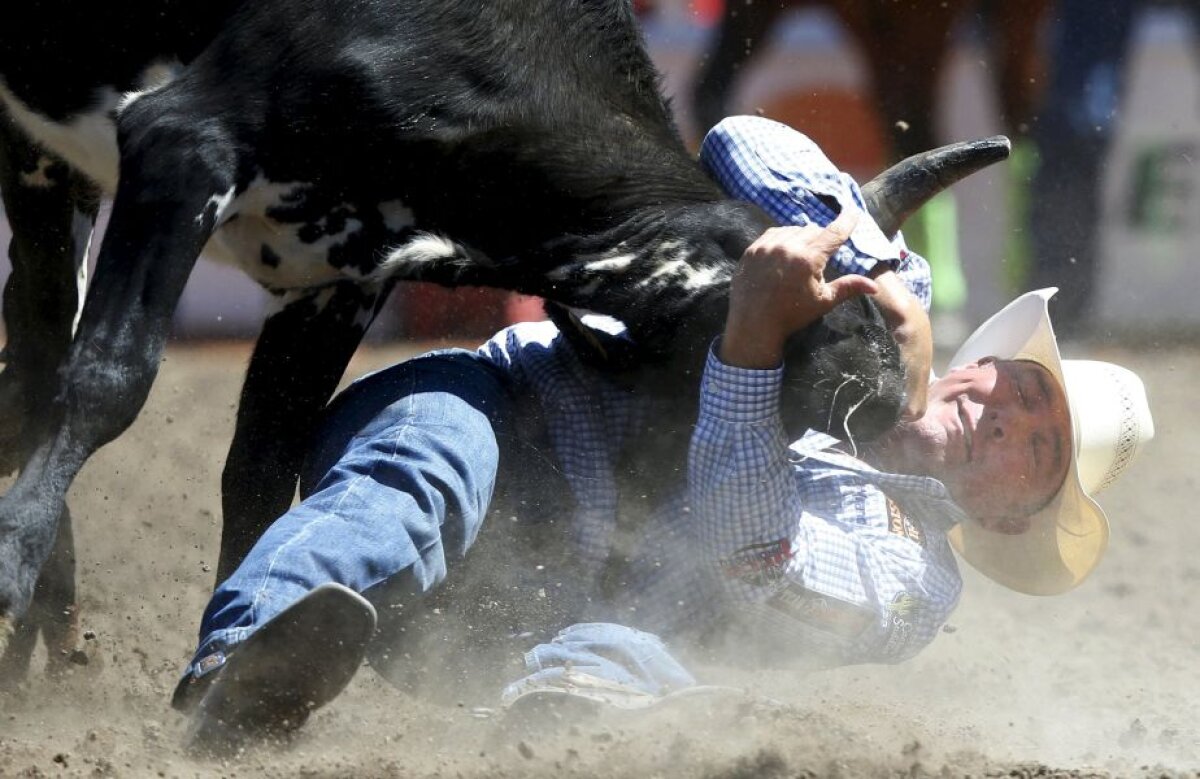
[862,135,1011,239]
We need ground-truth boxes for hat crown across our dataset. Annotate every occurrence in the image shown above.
[1061,360,1154,494]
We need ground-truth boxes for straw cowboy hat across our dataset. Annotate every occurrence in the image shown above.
[946,288,1154,595]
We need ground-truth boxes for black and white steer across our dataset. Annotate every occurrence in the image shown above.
[0,0,1007,677]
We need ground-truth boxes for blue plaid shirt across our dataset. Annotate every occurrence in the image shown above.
[478,117,964,668]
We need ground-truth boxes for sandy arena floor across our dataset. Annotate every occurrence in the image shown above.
[0,338,1196,778]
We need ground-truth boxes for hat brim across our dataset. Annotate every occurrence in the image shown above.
[944,289,1108,596]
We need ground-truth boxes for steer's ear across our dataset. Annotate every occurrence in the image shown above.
[862,136,1011,239]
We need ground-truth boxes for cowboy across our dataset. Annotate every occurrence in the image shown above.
[170,117,1154,751]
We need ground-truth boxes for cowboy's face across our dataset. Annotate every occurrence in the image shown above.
[886,358,1072,530]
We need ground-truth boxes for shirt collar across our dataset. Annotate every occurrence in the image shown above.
[789,430,970,531]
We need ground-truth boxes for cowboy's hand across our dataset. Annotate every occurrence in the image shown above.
[868,268,932,421]
[720,208,879,369]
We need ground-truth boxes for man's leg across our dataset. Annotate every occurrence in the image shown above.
[1030,0,1135,333]
[174,350,513,748]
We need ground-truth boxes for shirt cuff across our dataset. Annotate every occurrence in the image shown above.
[699,341,783,423]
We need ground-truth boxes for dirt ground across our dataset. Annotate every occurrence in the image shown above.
[0,337,1196,778]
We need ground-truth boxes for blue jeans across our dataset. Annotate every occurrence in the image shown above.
[182,350,694,699]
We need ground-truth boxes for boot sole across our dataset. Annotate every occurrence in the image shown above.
[185,583,376,754]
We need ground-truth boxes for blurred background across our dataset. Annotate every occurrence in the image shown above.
[2,0,1198,348]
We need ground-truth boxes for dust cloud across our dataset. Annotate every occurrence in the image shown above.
[0,341,1195,777]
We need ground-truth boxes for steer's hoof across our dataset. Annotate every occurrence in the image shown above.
[0,603,98,690]
[0,615,26,692]
[44,611,102,681]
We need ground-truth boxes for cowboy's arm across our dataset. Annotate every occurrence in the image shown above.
[688,338,949,666]
[688,213,863,574]
[689,214,950,664]
[687,346,796,566]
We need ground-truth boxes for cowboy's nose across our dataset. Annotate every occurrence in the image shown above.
[987,411,1005,439]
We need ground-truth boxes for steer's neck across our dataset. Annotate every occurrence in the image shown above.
[519,198,769,361]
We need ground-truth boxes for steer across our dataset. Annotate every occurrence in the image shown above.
[0,0,1006,676]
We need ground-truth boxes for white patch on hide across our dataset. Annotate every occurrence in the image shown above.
[197,186,237,225]
[204,176,365,289]
[681,264,727,290]
[116,89,151,116]
[634,243,727,291]
[1,61,177,193]
[646,258,687,281]
[0,80,121,192]
[583,254,635,274]
[373,233,463,281]
[549,244,640,281]
[116,60,181,115]
[70,207,94,337]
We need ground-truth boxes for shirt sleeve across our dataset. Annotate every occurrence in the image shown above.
[686,343,803,579]
[687,344,956,666]
[699,115,932,310]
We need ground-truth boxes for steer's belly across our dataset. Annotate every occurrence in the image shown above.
[206,179,419,293]
[205,218,351,291]
[0,78,422,296]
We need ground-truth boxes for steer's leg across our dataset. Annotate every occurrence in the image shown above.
[0,107,98,474]
[0,91,237,653]
[34,506,80,676]
[216,281,390,581]
[0,109,98,680]
[0,507,78,687]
